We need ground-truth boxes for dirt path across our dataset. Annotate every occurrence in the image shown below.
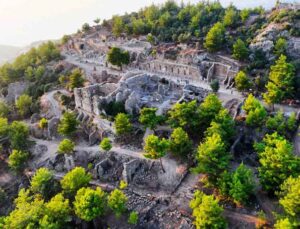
[40,89,71,118]
[223,209,267,227]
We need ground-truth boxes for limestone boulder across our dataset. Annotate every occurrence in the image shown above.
[5,82,29,104]
[30,113,41,124]
[30,123,45,139]
[47,117,60,139]
[88,130,100,146]
[125,91,140,114]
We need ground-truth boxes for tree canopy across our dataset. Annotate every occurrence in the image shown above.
[255,132,300,192]
[107,189,128,218]
[204,22,226,52]
[74,187,106,221]
[234,71,251,92]
[61,167,92,196]
[263,55,295,105]
[232,39,249,60]
[243,94,267,127]
[190,191,227,229]
[30,168,55,199]
[107,47,130,69]
[58,139,75,154]
[58,112,79,136]
[100,137,112,151]
[8,121,30,150]
[15,94,32,117]
[195,133,230,181]
[139,107,161,130]
[114,113,132,135]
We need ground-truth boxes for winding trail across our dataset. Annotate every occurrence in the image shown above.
[40,89,71,118]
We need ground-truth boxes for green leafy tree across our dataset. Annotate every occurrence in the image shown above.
[100,137,112,151]
[31,168,55,199]
[240,9,250,23]
[274,218,296,229]
[229,163,255,204]
[74,187,106,221]
[8,150,29,171]
[243,94,260,113]
[58,112,79,136]
[266,110,286,134]
[204,22,226,52]
[3,189,45,228]
[287,112,297,132]
[94,18,101,25]
[243,94,267,127]
[147,33,155,44]
[108,189,128,218]
[61,35,71,44]
[35,66,45,80]
[144,134,169,172]
[68,68,85,90]
[278,175,300,217]
[58,139,75,154]
[39,193,71,228]
[198,94,222,130]
[255,132,300,192]
[25,66,34,81]
[206,108,236,143]
[217,171,232,196]
[263,55,295,105]
[15,94,32,116]
[190,191,227,229]
[107,47,130,70]
[112,16,124,36]
[169,127,192,157]
[9,121,29,150]
[39,118,48,129]
[235,71,251,91]
[0,117,9,137]
[128,211,138,225]
[61,167,92,196]
[232,39,249,61]
[223,6,238,27]
[210,79,219,93]
[196,133,230,182]
[139,107,161,130]
[82,23,90,32]
[0,101,10,118]
[168,100,199,131]
[274,38,287,57]
[115,113,132,135]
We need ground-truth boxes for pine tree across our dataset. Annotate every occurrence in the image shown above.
[204,22,226,52]
[229,163,255,204]
[190,191,227,229]
[196,133,230,181]
[234,71,251,91]
[263,55,295,105]
[232,39,249,60]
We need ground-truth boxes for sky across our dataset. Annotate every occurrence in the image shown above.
[0,0,295,47]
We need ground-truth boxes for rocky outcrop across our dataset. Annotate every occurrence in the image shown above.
[5,82,29,104]
[250,22,300,60]
[47,117,60,139]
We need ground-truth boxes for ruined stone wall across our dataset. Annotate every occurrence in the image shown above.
[74,83,117,115]
[141,60,202,82]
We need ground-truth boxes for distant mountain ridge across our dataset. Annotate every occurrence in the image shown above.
[0,45,22,64]
[0,40,57,65]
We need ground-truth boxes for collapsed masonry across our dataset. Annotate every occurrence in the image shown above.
[74,74,209,116]
[140,54,239,88]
